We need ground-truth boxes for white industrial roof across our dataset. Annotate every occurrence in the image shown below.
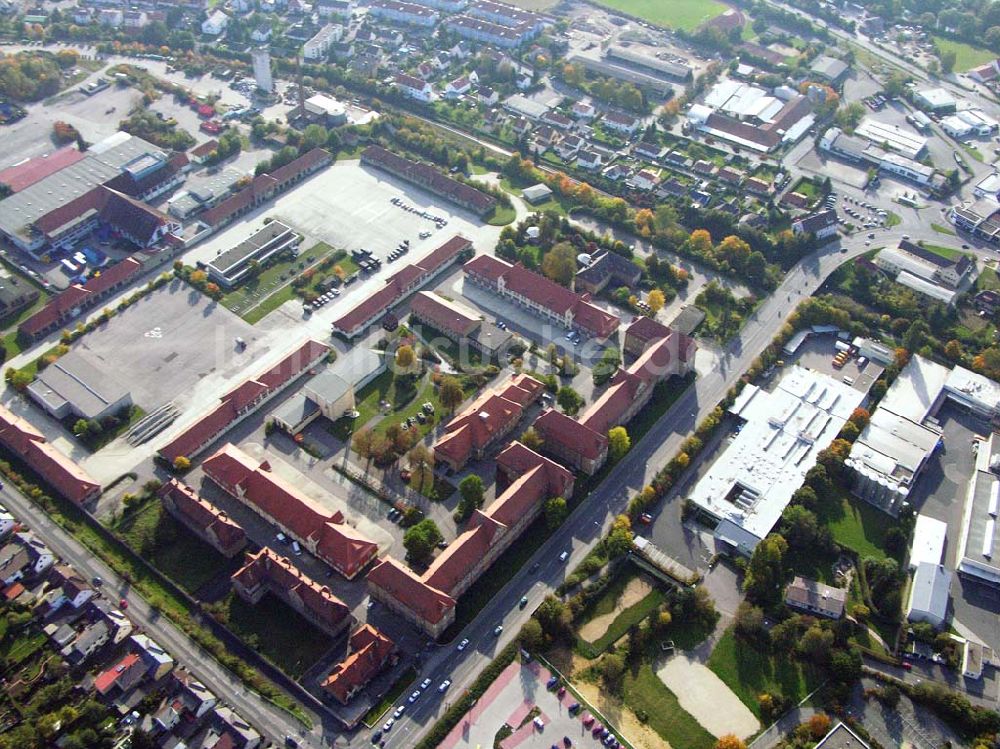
[946,365,1000,415]
[957,433,1000,584]
[910,514,947,569]
[856,118,927,159]
[691,366,865,550]
[915,87,957,110]
[894,271,959,305]
[878,354,950,425]
[975,172,1000,194]
[906,561,951,624]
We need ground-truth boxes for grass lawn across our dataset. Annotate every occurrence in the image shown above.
[216,591,332,679]
[707,627,821,719]
[933,35,997,70]
[116,501,236,594]
[590,0,726,30]
[789,177,822,202]
[885,211,902,228]
[916,243,972,262]
[622,665,716,749]
[817,488,895,562]
[978,266,1000,291]
[488,205,517,226]
[363,666,417,726]
[931,222,956,236]
[962,143,986,163]
[0,629,46,666]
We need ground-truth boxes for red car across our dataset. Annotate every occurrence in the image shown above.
[119,598,128,609]
[582,715,594,727]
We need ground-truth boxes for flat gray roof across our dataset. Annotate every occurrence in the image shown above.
[27,350,130,420]
[272,392,320,430]
[303,369,352,404]
[208,220,295,277]
[958,433,1000,584]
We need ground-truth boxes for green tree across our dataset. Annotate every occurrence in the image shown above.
[395,344,416,369]
[743,533,788,605]
[608,426,631,461]
[544,496,569,529]
[599,652,626,693]
[798,625,834,664]
[556,386,584,415]
[403,518,443,565]
[606,514,633,557]
[72,418,90,437]
[407,444,435,495]
[541,241,577,287]
[779,505,819,549]
[520,426,544,451]
[520,617,544,651]
[439,375,465,412]
[535,595,572,639]
[456,474,484,521]
[939,48,957,73]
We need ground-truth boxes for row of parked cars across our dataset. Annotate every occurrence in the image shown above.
[543,677,623,747]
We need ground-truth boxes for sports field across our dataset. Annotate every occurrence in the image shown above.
[590,0,728,30]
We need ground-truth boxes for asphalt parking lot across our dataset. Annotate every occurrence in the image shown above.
[790,335,883,394]
[908,402,1000,654]
[71,279,264,412]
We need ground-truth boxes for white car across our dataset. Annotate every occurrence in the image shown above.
[559,550,569,562]
[408,690,421,703]
[382,718,394,732]
[457,638,469,651]
[420,678,432,690]
[393,705,406,718]
[438,679,452,693]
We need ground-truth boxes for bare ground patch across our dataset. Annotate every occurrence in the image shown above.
[579,576,653,643]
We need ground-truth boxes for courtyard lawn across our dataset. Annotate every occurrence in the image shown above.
[576,571,667,657]
[821,490,896,562]
[115,501,236,595]
[590,0,727,30]
[488,205,517,226]
[933,35,996,71]
[215,591,333,679]
[931,222,956,236]
[707,627,821,719]
[623,666,716,749]
[978,267,1000,291]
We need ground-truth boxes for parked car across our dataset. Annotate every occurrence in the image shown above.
[494,624,503,636]
[458,638,469,651]
[420,678,432,690]
[438,679,451,692]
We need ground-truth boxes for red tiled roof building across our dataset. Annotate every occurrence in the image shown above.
[321,625,396,704]
[463,254,620,341]
[158,478,247,558]
[231,548,352,637]
[0,404,100,504]
[203,444,378,579]
[368,442,572,637]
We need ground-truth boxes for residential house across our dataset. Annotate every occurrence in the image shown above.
[231,548,353,637]
[251,24,271,42]
[602,110,640,136]
[576,150,603,170]
[201,10,228,35]
[542,110,573,130]
[94,653,147,696]
[0,531,54,586]
[203,444,377,579]
[445,76,472,99]
[627,169,659,191]
[791,209,839,240]
[207,706,261,749]
[633,141,665,162]
[555,134,583,160]
[36,564,94,617]
[132,633,175,680]
[784,576,846,619]
[478,87,499,106]
[571,101,596,120]
[369,0,438,26]
[393,73,434,102]
[61,620,111,666]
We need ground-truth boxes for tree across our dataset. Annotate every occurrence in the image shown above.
[714,735,747,749]
[544,496,569,529]
[647,289,665,314]
[828,647,862,682]
[939,48,957,73]
[541,242,578,287]
[395,344,416,370]
[606,514,633,557]
[734,601,767,643]
[352,428,376,467]
[72,418,90,437]
[5,367,32,392]
[458,474,484,508]
[807,714,832,740]
[780,505,819,549]
[556,386,584,415]
[945,339,964,362]
[608,426,631,461]
[798,625,834,664]
[520,617,544,651]
[743,533,788,605]
[439,376,465,412]
[172,455,190,472]
[521,426,544,451]
[403,518,443,565]
[535,595,572,639]
[407,444,435,495]
[599,653,626,693]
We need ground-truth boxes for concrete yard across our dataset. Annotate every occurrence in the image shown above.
[185,159,499,274]
[70,280,266,414]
